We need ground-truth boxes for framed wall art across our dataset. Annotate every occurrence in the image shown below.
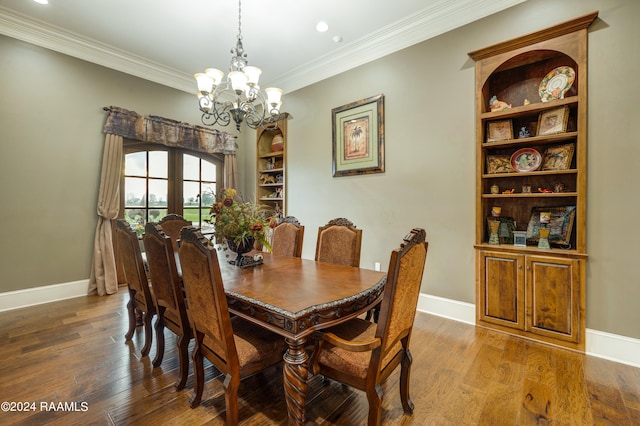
[486,154,513,174]
[537,106,569,136]
[541,143,575,170]
[332,94,384,177]
[525,206,576,247]
[486,119,513,142]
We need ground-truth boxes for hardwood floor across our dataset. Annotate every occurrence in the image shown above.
[0,290,638,425]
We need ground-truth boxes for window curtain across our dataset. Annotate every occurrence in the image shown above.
[88,133,123,295]
[224,154,239,190]
[89,106,237,295]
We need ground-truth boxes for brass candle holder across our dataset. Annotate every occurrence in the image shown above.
[488,220,500,245]
[538,211,551,249]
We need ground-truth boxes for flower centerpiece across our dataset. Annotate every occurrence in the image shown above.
[209,188,272,255]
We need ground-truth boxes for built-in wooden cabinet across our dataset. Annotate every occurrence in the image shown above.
[469,13,597,351]
[478,249,584,345]
[256,114,290,217]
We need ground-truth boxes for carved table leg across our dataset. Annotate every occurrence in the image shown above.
[283,337,308,426]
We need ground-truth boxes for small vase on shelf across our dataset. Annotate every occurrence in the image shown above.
[271,135,284,152]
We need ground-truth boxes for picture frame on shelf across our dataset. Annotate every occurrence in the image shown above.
[331,94,385,177]
[525,206,576,247]
[513,231,527,247]
[541,143,575,170]
[486,155,513,174]
[486,120,513,142]
[537,106,569,136]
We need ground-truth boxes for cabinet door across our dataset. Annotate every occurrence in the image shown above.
[525,255,582,343]
[478,251,525,329]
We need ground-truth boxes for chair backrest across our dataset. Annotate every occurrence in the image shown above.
[115,220,153,308]
[315,218,362,267]
[178,226,238,368]
[375,228,428,364]
[143,222,187,322]
[271,216,305,257]
[157,214,192,250]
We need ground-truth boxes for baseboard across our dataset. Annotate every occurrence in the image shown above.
[0,280,89,313]
[418,293,476,325]
[418,293,640,368]
[585,329,640,368]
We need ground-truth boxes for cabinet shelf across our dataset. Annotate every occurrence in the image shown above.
[482,192,577,198]
[482,169,577,179]
[259,197,283,201]
[480,96,578,120]
[474,243,588,258]
[259,183,284,187]
[258,168,284,174]
[258,151,284,159]
[482,132,577,149]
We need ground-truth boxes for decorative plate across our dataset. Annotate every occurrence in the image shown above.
[510,148,541,172]
[539,66,575,102]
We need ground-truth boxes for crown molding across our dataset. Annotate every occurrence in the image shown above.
[0,6,194,93]
[0,0,525,95]
[274,0,526,93]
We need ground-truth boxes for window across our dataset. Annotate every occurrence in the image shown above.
[121,143,222,235]
[182,153,217,234]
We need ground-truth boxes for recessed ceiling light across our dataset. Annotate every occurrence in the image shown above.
[33,0,49,4]
[316,21,328,33]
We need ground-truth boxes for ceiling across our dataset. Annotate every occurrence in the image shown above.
[0,0,525,95]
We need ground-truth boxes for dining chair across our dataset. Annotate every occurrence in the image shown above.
[157,214,192,251]
[177,226,287,423]
[115,219,156,357]
[315,218,362,267]
[310,228,429,426]
[271,216,305,257]
[143,222,192,390]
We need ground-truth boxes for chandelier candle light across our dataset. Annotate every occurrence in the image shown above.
[194,0,284,131]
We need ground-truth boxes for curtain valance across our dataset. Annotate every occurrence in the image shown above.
[102,106,236,154]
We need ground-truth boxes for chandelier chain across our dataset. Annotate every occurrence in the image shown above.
[237,0,242,41]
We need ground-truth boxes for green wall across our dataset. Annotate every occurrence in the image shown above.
[1,0,638,339]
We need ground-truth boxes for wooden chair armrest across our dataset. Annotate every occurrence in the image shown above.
[320,332,381,352]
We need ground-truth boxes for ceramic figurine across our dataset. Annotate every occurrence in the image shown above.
[519,127,530,138]
[489,95,512,112]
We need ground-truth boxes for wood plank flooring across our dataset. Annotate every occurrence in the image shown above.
[0,290,638,425]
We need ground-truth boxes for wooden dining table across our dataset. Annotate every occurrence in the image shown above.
[217,251,387,425]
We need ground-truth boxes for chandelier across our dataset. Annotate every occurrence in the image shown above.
[194,0,284,131]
